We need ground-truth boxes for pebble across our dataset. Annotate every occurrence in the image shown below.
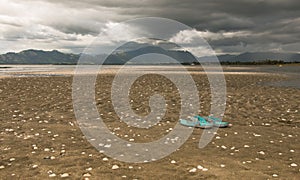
[49,173,56,177]
[202,168,208,171]
[128,166,133,169]
[221,145,227,149]
[102,157,108,161]
[189,168,197,173]
[290,149,295,153]
[244,145,250,148]
[104,144,111,148]
[253,133,261,137]
[272,174,278,177]
[60,173,69,178]
[220,164,225,168]
[83,173,91,177]
[258,151,265,155]
[290,163,297,167]
[0,165,5,169]
[171,160,176,164]
[197,165,203,169]
[112,165,119,170]
[86,167,92,171]
[32,164,38,168]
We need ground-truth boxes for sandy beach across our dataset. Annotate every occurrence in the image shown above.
[0,65,299,179]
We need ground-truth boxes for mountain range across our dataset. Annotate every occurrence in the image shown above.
[0,48,299,65]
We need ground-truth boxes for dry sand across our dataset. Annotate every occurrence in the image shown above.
[0,67,299,179]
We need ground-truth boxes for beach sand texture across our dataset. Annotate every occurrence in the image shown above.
[0,67,299,179]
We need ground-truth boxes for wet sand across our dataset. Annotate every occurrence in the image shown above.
[0,67,299,179]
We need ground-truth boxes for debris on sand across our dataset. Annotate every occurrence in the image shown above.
[112,165,119,170]
[197,165,203,170]
[258,151,265,155]
[202,168,208,171]
[86,167,92,171]
[49,173,56,177]
[189,168,197,173]
[290,163,297,167]
[60,173,70,178]
[83,173,91,177]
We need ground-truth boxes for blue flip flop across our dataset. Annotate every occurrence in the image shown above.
[203,116,229,128]
[180,116,213,129]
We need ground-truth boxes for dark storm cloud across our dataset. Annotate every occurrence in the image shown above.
[1,0,300,53]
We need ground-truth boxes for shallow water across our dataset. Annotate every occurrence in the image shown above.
[1,64,299,88]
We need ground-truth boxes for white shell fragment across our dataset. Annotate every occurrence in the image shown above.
[112,165,119,170]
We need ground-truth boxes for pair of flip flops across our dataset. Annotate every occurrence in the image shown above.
[180,115,229,128]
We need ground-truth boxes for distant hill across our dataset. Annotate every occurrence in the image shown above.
[0,47,197,65]
[0,48,299,65]
[199,52,300,63]
[219,52,300,62]
[0,49,79,64]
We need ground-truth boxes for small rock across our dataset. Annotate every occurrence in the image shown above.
[60,173,69,178]
[86,167,92,171]
[189,168,197,173]
[220,164,225,168]
[0,165,5,169]
[197,165,203,170]
[171,160,176,164]
[258,151,265,155]
[112,165,119,170]
[221,145,227,149]
[253,133,261,137]
[32,164,38,168]
[202,168,208,171]
[290,149,295,153]
[272,174,278,177]
[290,163,297,167]
[49,173,56,177]
[83,173,91,177]
[102,157,108,161]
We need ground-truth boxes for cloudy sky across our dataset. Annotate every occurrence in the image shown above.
[0,0,299,54]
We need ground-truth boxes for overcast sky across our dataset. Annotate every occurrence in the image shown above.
[0,0,299,54]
